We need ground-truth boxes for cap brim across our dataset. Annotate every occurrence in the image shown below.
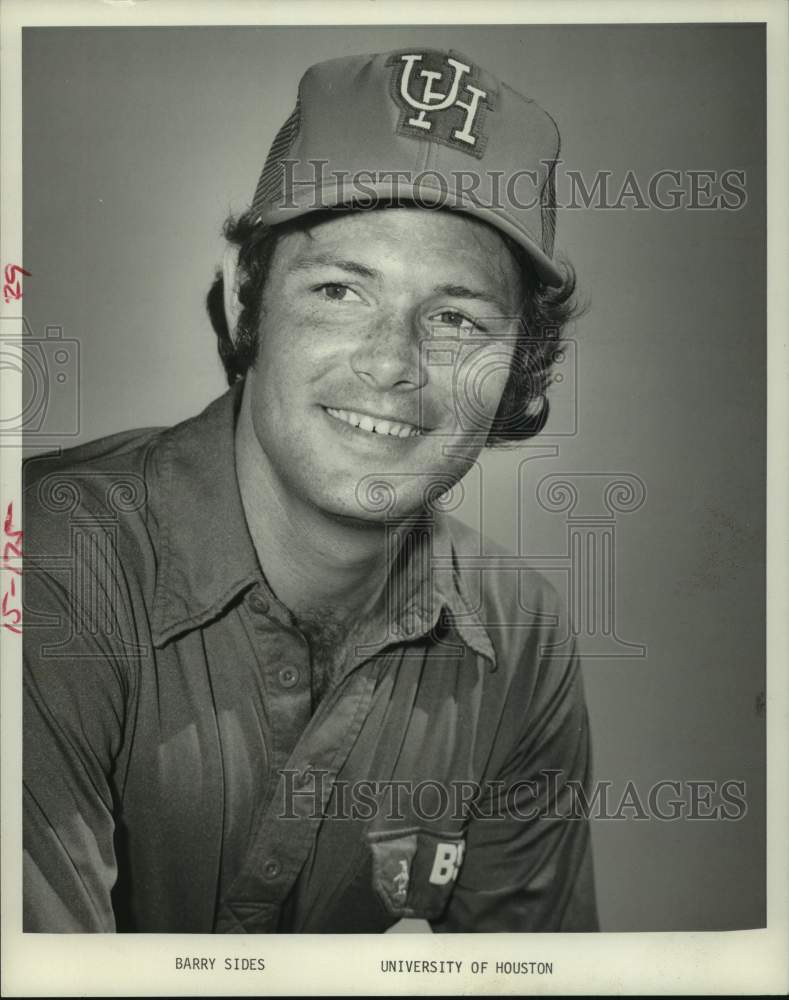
[256,179,564,287]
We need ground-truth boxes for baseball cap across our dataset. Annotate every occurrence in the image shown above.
[250,49,564,286]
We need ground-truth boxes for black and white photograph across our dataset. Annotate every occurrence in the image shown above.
[1,1,786,996]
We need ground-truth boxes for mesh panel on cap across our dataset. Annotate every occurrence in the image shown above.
[251,99,301,218]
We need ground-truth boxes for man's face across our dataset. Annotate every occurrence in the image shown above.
[244,206,523,522]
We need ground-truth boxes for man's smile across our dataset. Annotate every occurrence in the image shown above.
[324,406,423,439]
[249,205,520,516]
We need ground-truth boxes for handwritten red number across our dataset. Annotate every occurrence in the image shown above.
[2,264,30,304]
[3,540,22,561]
[3,502,22,541]
[2,591,21,624]
[2,501,23,632]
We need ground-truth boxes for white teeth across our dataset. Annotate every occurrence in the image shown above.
[326,407,420,438]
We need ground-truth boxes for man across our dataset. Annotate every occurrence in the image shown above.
[23,48,597,932]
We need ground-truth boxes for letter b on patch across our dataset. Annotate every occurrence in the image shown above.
[428,840,465,885]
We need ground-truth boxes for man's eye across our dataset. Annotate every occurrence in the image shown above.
[435,310,478,333]
[316,283,359,303]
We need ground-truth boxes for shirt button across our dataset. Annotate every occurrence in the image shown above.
[278,666,300,689]
[248,591,270,615]
[263,859,281,879]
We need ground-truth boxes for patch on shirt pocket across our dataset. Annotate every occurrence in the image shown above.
[368,828,466,920]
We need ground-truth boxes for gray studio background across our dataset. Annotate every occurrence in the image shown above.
[22,24,765,932]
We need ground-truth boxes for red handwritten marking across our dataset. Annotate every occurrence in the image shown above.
[3,263,31,304]
[3,548,22,571]
[2,501,23,633]
[4,502,21,536]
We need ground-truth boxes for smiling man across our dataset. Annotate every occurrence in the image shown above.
[23,49,598,933]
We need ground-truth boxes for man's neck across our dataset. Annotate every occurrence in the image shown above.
[234,381,394,622]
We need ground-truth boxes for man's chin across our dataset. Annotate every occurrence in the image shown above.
[313,495,428,529]
[300,478,443,528]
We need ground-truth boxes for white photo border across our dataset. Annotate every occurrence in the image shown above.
[1,1,786,996]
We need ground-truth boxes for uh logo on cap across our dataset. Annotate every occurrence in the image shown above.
[388,51,493,156]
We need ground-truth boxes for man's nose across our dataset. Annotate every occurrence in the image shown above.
[349,309,427,392]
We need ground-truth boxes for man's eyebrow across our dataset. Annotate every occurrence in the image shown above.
[288,255,381,279]
[432,283,512,314]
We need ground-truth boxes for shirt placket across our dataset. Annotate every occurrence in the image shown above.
[214,586,384,933]
[243,587,312,778]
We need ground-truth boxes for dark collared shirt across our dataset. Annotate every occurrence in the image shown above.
[22,384,598,933]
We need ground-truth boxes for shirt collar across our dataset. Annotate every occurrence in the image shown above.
[150,383,495,667]
[374,513,497,667]
[151,383,260,646]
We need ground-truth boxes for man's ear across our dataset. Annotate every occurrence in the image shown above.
[222,245,242,335]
